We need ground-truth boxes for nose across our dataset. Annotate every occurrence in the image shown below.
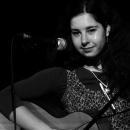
[81,34,90,47]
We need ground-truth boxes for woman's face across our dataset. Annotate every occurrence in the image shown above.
[70,13,110,58]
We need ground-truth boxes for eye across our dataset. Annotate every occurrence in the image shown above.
[87,29,96,34]
[71,31,80,36]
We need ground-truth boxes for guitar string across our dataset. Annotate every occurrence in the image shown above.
[84,65,117,112]
[73,66,106,130]
[74,120,90,130]
[74,108,130,130]
[74,66,110,130]
[74,67,129,130]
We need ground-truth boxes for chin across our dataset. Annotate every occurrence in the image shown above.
[83,52,98,58]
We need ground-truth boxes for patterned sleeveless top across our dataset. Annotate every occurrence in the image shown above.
[61,70,130,129]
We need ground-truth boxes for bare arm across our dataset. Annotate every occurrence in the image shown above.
[9,106,52,130]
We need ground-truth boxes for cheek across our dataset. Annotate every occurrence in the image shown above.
[93,31,106,47]
[71,35,75,43]
[71,36,81,47]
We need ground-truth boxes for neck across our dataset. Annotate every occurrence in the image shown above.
[84,64,102,72]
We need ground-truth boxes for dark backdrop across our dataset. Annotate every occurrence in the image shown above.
[0,0,130,90]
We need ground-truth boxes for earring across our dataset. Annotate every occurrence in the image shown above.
[106,25,110,42]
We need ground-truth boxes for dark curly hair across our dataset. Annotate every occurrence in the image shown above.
[49,0,130,99]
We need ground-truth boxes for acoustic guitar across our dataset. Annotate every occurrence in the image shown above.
[0,102,111,130]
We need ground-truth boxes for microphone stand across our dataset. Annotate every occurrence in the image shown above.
[84,84,129,130]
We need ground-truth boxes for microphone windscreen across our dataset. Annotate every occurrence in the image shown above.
[57,38,67,51]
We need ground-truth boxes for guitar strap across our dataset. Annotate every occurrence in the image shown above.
[84,84,129,130]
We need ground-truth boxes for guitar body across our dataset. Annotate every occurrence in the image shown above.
[0,102,111,130]
[0,113,20,130]
[24,102,99,130]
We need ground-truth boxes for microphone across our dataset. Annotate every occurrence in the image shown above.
[17,33,67,51]
[55,38,67,51]
[17,33,52,43]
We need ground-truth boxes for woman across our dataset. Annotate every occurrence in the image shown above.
[0,0,130,129]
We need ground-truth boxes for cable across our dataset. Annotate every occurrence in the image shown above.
[10,34,18,130]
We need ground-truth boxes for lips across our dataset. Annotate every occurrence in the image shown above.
[80,46,95,53]
[81,46,95,50]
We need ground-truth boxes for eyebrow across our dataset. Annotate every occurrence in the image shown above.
[71,25,98,31]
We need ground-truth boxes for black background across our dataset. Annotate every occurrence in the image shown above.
[0,0,130,90]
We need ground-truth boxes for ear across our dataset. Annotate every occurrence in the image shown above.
[106,25,111,37]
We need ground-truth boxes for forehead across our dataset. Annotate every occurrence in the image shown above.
[70,13,99,29]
